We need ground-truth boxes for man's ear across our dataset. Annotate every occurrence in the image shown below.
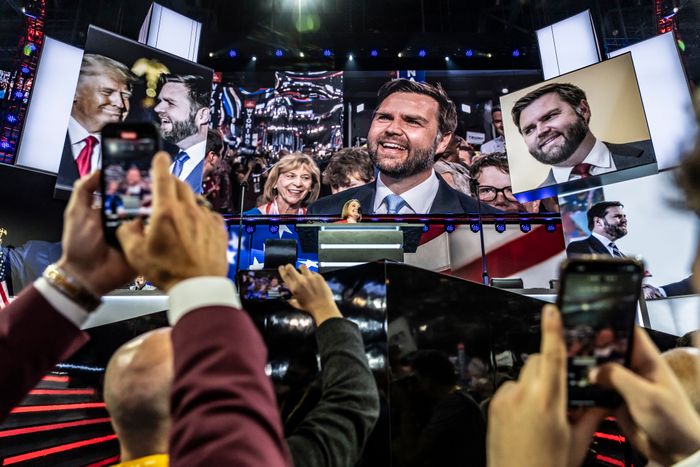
[435,132,452,154]
[196,107,211,126]
[576,100,591,123]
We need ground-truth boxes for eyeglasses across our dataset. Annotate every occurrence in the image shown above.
[477,185,516,201]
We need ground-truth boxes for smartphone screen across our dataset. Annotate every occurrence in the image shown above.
[557,259,643,406]
[238,269,292,301]
[101,123,159,248]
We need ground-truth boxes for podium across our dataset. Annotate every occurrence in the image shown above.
[296,223,424,271]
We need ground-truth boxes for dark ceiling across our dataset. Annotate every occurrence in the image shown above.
[0,0,698,81]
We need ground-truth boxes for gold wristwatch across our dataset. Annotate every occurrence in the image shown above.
[43,263,102,311]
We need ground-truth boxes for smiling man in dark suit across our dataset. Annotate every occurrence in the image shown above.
[512,83,656,188]
[308,79,496,215]
[566,201,628,257]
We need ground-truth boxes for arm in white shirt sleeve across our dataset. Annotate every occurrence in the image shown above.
[167,277,241,325]
[33,277,90,328]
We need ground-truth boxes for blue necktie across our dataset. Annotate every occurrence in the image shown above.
[609,242,624,258]
[384,194,406,214]
[172,151,190,178]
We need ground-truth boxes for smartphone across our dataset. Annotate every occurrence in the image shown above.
[238,269,292,301]
[100,123,160,249]
[557,257,643,407]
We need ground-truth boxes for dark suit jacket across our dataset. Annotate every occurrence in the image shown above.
[170,305,292,467]
[55,133,80,199]
[661,276,695,297]
[0,285,88,421]
[566,235,611,256]
[307,173,499,215]
[539,140,657,188]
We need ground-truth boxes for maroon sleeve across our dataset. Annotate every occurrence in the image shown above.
[0,286,88,421]
[169,306,292,467]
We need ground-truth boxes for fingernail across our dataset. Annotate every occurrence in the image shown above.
[588,367,599,382]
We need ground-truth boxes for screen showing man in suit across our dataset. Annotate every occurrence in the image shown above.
[566,201,627,257]
[500,54,657,199]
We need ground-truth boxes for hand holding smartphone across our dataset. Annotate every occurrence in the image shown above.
[557,257,643,407]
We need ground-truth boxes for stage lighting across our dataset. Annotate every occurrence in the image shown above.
[418,49,427,57]
[465,49,473,57]
[397,52,403,58]
[13,90,24,99]
[486,53,493,58]
[348,54,354,61]
[299,52,305,57]
[208,52,214,58]
[444,56,450,62]
[6,114,17,124]
[495,222,506,233]
[245,225,256,234]
[512,49,521,57]
[470,223,481,233]
[545,223,557,233]
[445,224,455,233]
[275,49,284,57]
[20,66,29,74]
[370,49,378,57]
[228,49,238,58]
[0,141,10,150]
[269,224,279,234]
[422,224,430,232]
[520,223,531,233]
[252,55,257,62]
[323,49,332,57]
[501,88,509,94]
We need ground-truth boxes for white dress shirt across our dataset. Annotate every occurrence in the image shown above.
[552,139,617,183]
[68,117,101,175]
[372,170,440,214]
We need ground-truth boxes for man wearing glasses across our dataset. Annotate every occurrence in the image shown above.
[469,153,537,213]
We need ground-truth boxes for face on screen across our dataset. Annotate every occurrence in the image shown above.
[275,166,314,208]
[72,73,132,133]
[367,92,448,179]
[518,93,589,166]
[154,82,198,145]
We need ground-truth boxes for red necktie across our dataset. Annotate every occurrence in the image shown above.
[569,163,592,180]
[76,135,98,177]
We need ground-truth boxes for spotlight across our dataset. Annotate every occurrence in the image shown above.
[20,66,29,74]
[422,224,430,232]
[269,224,279,234]
[445,224,455,233]
[275,49,284,57]
[0,141,10,150]
[673,6,679,13]
[208,52,214,58]
[370,49,378,57]
[520,223,531,233]
[444,56,450,62]
[252,55,257,62]
[228,49,238,58]
[545,223,557,233]
[418,49,427,57]
[323,49,332,57]
[486,53,493,58]
[512,49,521,57]
[465,49,473,57]
[501,88,509,94]
[470,222,481,233]
[299,51,305,57]
[397,52,403,58]
[13,90,24,99]
[495,222,506,233]
[6,114,17,124]
[245,224,256,234]
[348,53,354,61]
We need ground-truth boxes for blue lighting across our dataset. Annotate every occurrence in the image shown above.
[545,223,557,233]
[228,49,238,58]
[6,114,17,124]
[13,90,24,99]
[469,223,481,233]
[245,225,256,234]
[520,223,531,233]
[512,49,521,57]
[269,224,279,234]
[0,141,11,150]
[370,49,378,57]
[323,49,332,57]
[422,224,430,232]
[275,49,284,57]
[445,224,455,233]
[495,222,506,233]
[20,66,30,74]
[418,49,427,57]
[465,49,473,57]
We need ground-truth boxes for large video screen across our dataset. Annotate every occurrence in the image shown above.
[55,26,214,199]
[500,53,658,201]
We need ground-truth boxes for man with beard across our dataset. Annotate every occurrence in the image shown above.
[566,201,628,256]
[308,79,492,215]
[154,74,211,194]
[56,54,135,196]
[511,83,656,188]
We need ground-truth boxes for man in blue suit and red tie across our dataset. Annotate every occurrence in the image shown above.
[154,74,211,194]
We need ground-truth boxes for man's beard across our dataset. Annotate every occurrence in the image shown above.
[529,115,588,165]
[162,114,198,145]
[368,137,437,179]
[603,219,627,240]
